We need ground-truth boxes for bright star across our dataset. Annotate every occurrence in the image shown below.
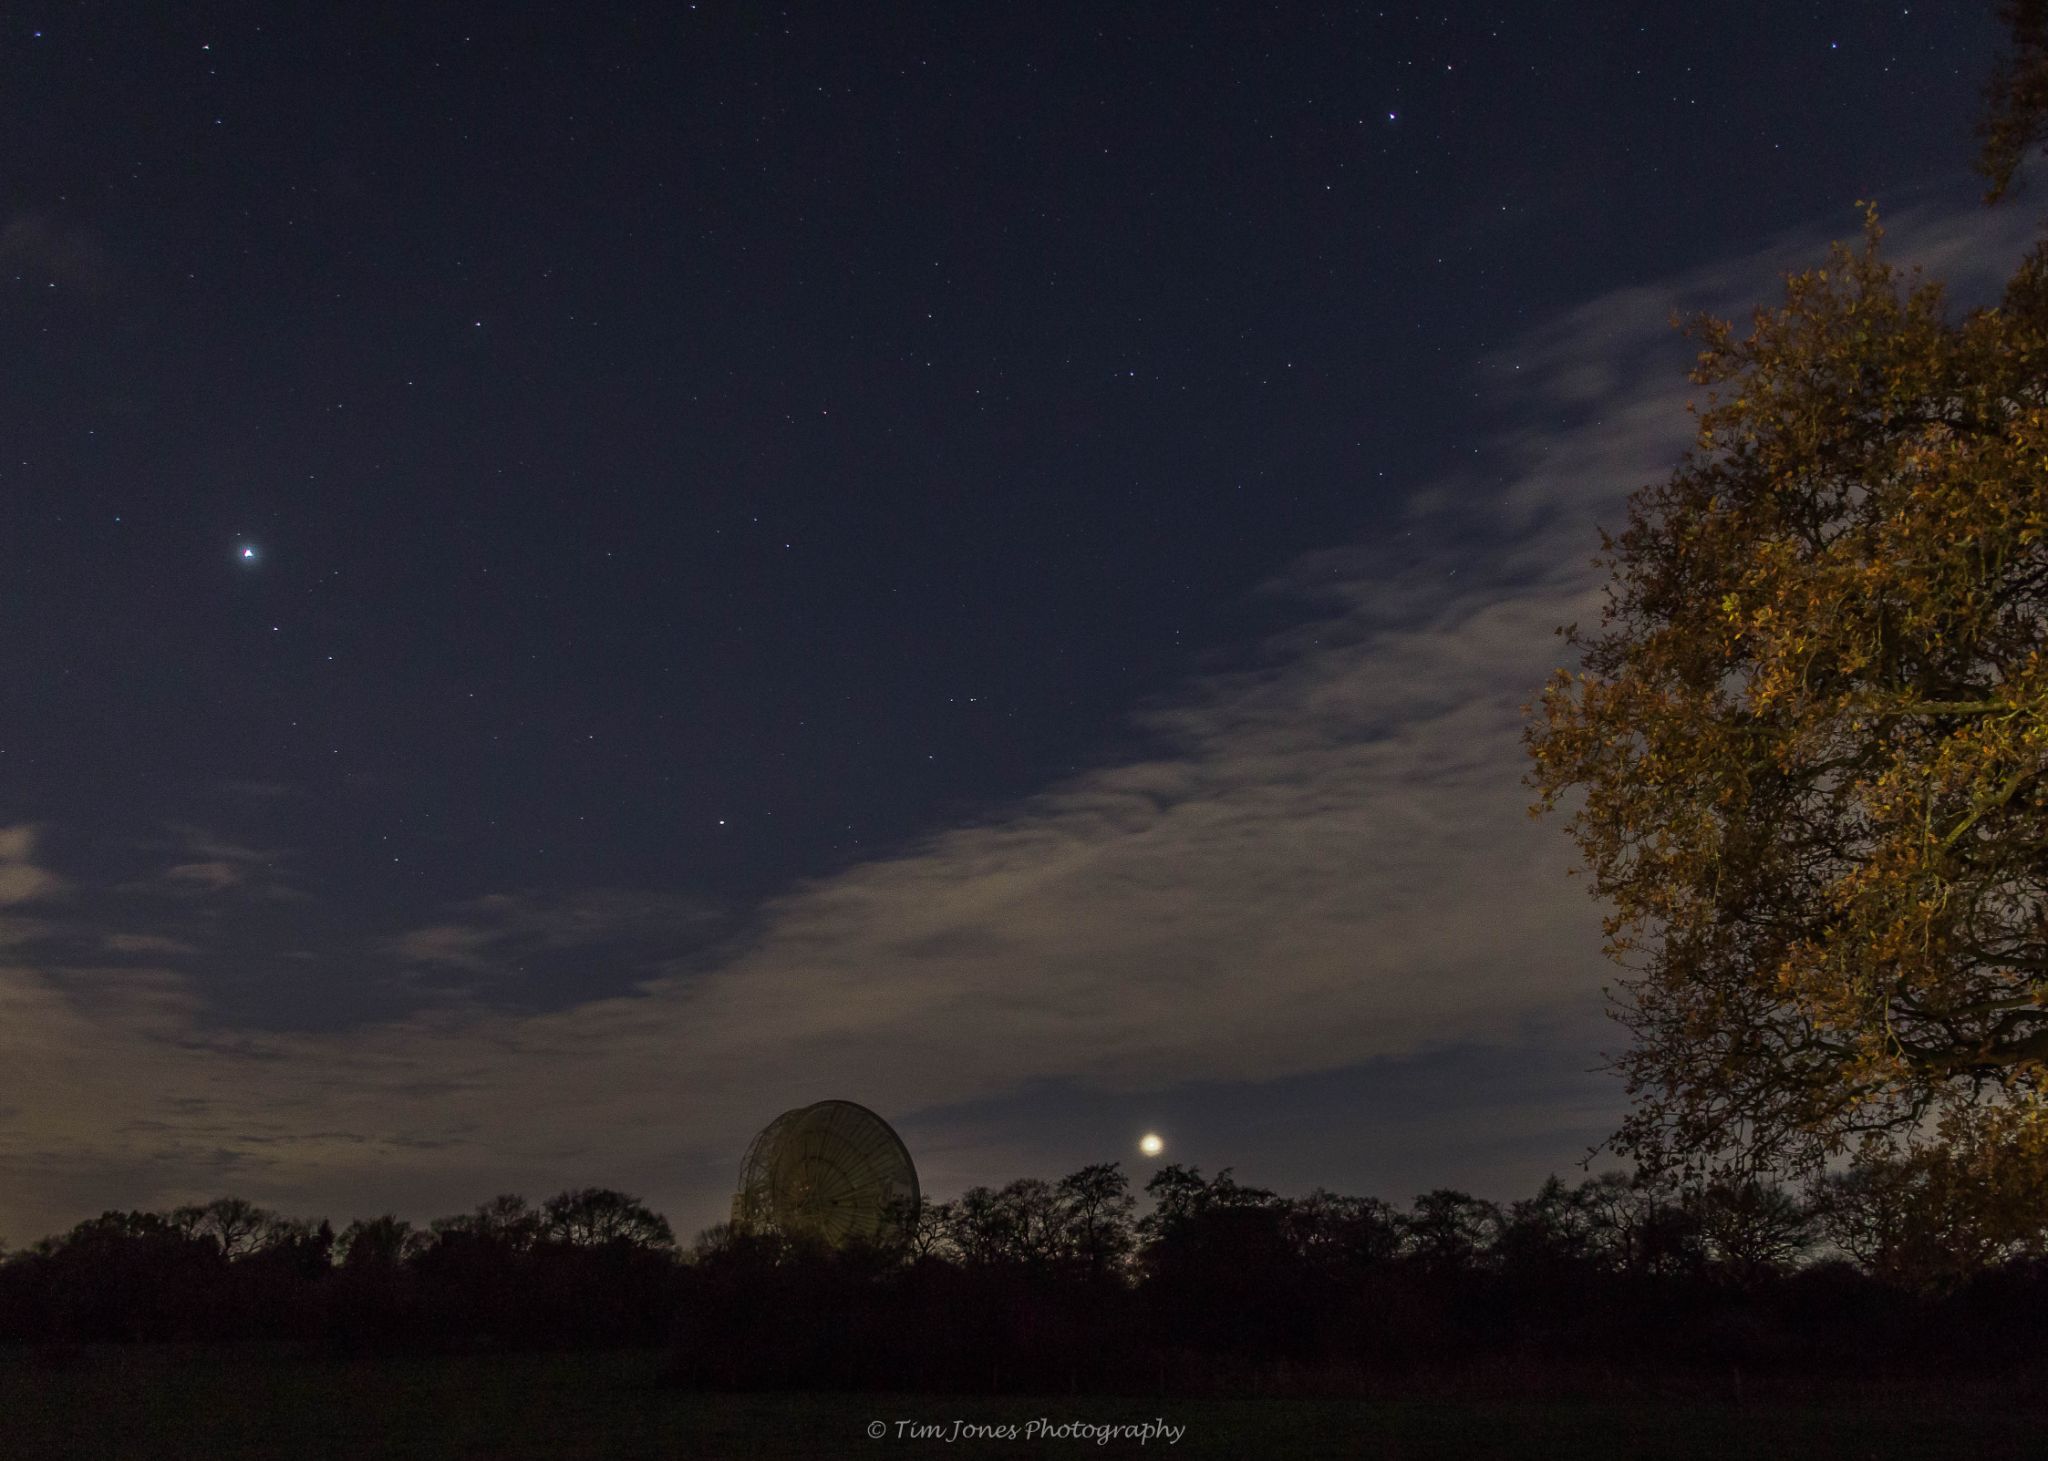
[238,545,258,563]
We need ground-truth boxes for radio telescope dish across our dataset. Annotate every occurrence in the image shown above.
[731,1100,919,1247]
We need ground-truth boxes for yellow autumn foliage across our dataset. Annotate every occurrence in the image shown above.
[1525,208,2048,1240]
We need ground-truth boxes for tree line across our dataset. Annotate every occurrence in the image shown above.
[8,1162,2048,1395]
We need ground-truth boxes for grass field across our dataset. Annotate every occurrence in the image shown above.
[3,1348,2041,1459]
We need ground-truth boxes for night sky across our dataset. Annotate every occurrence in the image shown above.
[2,3,2036,1243]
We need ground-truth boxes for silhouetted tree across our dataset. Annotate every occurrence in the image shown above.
[950,1185,1020,1266]
[1055,1163,1135,1277]
[337,1214,428,1268]
[888,1196,955,1262]
[1285,1188,1406,1277]
[1402,1189,1500,1271]
[1692,1178,1812,1282]
[431,1193,543,1250]
[1136,1164,1207,1236]
[539,1188,675,1250]
[1577,1171,1700,1275]
[992,1178,1063,1265]
[171,1197,289,1258]
[1495,1176,1602,1273]
[1138,1165,1277,1245]
[687,1221,740,1260]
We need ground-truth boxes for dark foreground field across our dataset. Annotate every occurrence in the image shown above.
[3,1349,2043,1460]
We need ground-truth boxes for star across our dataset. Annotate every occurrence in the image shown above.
[238,544,259,564]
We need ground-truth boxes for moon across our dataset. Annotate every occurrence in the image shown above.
[1138,1132,1164,1158]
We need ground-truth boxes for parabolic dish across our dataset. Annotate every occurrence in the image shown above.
[731,1099,920,1246]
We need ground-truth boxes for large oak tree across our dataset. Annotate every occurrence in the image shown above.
[1525,210,2048,1213]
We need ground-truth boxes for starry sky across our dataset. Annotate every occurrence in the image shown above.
[1,3,2038,1243]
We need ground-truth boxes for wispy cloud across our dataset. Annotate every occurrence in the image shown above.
[160,861,248,893]
[101,933,203,958]
[387,890,724,999]
[0,825,64,908]
[122,826,305,903]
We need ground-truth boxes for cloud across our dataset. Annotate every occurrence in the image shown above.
[161,861,247,893]
[390,923,499,972]
[101,933,203,958]
[387,890,724,1000]
[0,192,2035,1243]
[0,825,64,907]
[124,827,305,903]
